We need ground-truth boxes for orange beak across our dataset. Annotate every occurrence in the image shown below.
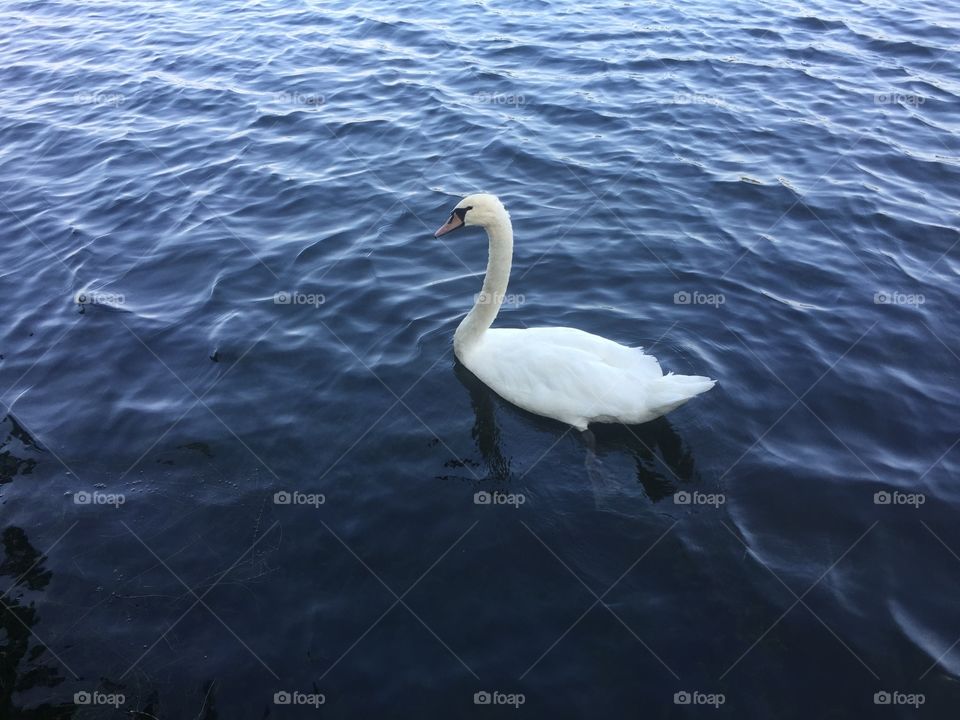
[434,212,464,237]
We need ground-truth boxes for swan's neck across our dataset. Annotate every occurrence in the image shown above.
[454,213,513,357]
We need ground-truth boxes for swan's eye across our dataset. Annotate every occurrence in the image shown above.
[453,206,472,221]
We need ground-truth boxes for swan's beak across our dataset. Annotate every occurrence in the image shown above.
[434,213,464,237]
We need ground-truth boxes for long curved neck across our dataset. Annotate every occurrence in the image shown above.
[454,212,513,356]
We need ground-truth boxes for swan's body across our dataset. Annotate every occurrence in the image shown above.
[434,193,715,431]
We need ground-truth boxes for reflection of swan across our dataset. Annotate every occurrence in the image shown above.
[454,360,511,481]
[455,358,702,506]
[435,194,715,432]
[591,420,697,503]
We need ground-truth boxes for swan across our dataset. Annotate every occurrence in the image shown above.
[434,193,715,432]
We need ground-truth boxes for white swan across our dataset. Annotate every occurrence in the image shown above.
[435,193,715,431]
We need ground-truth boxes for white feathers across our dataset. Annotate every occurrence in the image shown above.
[444,194,715,430]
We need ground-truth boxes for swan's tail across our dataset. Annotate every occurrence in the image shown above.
[647,373,716,416]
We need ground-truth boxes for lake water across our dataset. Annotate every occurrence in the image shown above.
[1,0,959,717]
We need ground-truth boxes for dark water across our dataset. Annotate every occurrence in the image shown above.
[1,0,959,716]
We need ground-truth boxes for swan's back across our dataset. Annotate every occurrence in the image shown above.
[460,327,714,430]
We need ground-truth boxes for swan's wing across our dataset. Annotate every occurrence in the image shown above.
[465,328,665,427]
[497,327,662,377]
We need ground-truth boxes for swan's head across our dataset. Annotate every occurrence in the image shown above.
[434,193,507,237]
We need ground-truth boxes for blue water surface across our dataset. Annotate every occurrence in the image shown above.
[1,0,959,717]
